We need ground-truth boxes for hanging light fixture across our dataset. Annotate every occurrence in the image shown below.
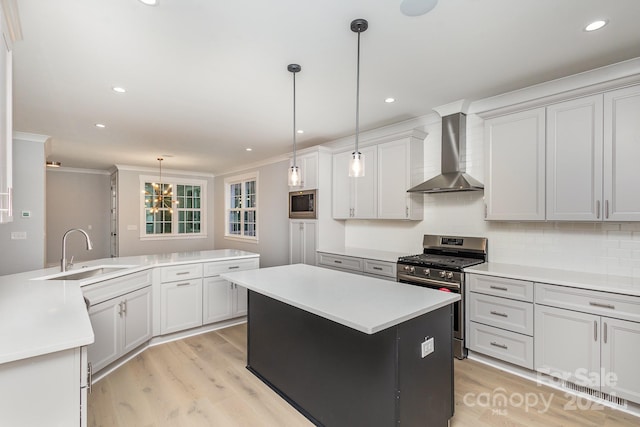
[287,63,302,186]
[349,18,368,177]
[145,157,178,215]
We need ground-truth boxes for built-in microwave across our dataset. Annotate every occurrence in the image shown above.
[289,189,317,219]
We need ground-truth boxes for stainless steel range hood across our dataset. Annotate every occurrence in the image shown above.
[407,112,483,193]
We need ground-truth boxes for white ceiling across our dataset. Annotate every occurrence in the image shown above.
[11,0,640,174]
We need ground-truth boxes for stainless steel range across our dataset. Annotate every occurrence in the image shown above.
[397,234,488,359]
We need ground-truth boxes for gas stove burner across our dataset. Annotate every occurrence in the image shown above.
[398,253,485,270]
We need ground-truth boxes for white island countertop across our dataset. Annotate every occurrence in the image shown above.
[221,264,459,334]
[0,249,258,365]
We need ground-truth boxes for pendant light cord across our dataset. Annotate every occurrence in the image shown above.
[355,30,361,154]
[293,70,297,166]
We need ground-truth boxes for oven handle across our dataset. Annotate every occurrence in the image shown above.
[397,273,461,291]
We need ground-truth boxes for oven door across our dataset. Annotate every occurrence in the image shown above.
[398,276,462,342]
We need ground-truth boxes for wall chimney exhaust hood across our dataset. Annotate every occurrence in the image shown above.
[407,111,483,193]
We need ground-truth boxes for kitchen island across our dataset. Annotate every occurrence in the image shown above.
[221,264,459,427]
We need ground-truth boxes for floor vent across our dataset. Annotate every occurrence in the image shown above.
[562,381,628,407]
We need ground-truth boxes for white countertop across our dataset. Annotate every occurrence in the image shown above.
[221,264,460,335]
[316,247,408,263]
[465,262,640,297]
[0,249,259,365]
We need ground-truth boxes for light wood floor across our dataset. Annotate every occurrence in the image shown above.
[89,324,639,426]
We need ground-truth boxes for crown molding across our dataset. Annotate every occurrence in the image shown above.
[1,0,22,45]
[115,164,215,178]
[13,132,50,144]
[46,167,111,176]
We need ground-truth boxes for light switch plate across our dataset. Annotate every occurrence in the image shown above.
[421,337,434,358]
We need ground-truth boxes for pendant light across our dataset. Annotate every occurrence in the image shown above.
[146,157,177,215]
[287,64,302,186]
[349,19,368,177]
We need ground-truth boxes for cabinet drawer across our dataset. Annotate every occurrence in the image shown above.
[469,293,533,336]
[363,259,396,279]
[83,270,151,306]
[535,283,640,323]
[204,258,259,277]
[468,274,533,302]
[159,263,203,283]
[469,322,534,369]
[317,253,363,273]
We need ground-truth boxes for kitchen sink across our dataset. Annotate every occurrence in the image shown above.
[35,265,137,281]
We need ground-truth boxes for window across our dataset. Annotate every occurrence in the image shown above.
[225,172,258,241]
[140,176,206,239]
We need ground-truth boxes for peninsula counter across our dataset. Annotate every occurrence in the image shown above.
[221,263,459,427]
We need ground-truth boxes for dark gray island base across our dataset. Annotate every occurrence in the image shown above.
[246,290,454,427]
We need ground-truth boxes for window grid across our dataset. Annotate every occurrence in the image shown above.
[144,181,203,236]
[225,177,257,239]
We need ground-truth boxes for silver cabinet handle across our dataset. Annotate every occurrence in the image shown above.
[490,311,508,318]
[589,302,615,310]
[87,362,93,395]
[604,322,608,344]
[406,206,409,218]
[596,200,601,219]
[594,320,598,341]
[118,301,124,317]
[334,260,343,264]
[176,282,191,287]
[176,271,190,276]
[489,285,508,291]
[373,266,383,271]
[490,342,508,350]
[122,300,127,316]
[484,203,488,219]
[228,266,240,270]
[605,200,610,219]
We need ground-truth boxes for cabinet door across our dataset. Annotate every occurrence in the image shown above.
[353,145,377,218]
[603,85,640,221]
[484,108,546,220]
[546,95,603,220]
[332,151,353,219]
[160,279,203,334]
[300,152,318,190]
[534,305,600,387]
[234,284,248,317]
[290,221,317,266]
[203,277,234,324]
[122,286,152,354]
[378,139,412,219]
[601,317,640,403]
[87,298,120,372]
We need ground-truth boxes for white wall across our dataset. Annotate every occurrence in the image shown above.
[344,113,640,278]
[0,135,46,275]
[213,159,290,268]
[46,168,111,266]
[116,166,215,257]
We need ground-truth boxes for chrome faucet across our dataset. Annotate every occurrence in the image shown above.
[61,228,93,272]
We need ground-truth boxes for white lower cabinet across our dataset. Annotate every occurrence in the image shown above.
[202,258,258,325]
[290,220,317,265]
[88,286,152,372]
[160,278,203,334]
[0,346,88,426]
[317,251,397,281]
[600,317,640,402]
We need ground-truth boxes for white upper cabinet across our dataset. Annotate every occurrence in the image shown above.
[603,85,640,221]
[290,151,318,190]
[332,146,377,219]
[484,108,546,220]
[377,137,424,220]
[546,95,603,221]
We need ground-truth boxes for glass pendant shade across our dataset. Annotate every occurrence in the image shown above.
[349,152,364,177]
[288,165,301,186]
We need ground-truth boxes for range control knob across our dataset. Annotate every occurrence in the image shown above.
[439,271,446,278]
[410,266,415,273]
[403,265,411,272]
[445,272,454,279]
[422,268,430,277]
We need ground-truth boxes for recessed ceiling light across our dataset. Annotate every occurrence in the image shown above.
[297,129,304,134]
[585,20,607,32]
[138,0,159,5]
[95,123,106,128]
[112,86,126,93]
[400,0,438,17]
[385,97,396,103]
[245,148,253,152]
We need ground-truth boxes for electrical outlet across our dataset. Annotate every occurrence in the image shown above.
[11,231,27,240]
[421,337,434,358]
